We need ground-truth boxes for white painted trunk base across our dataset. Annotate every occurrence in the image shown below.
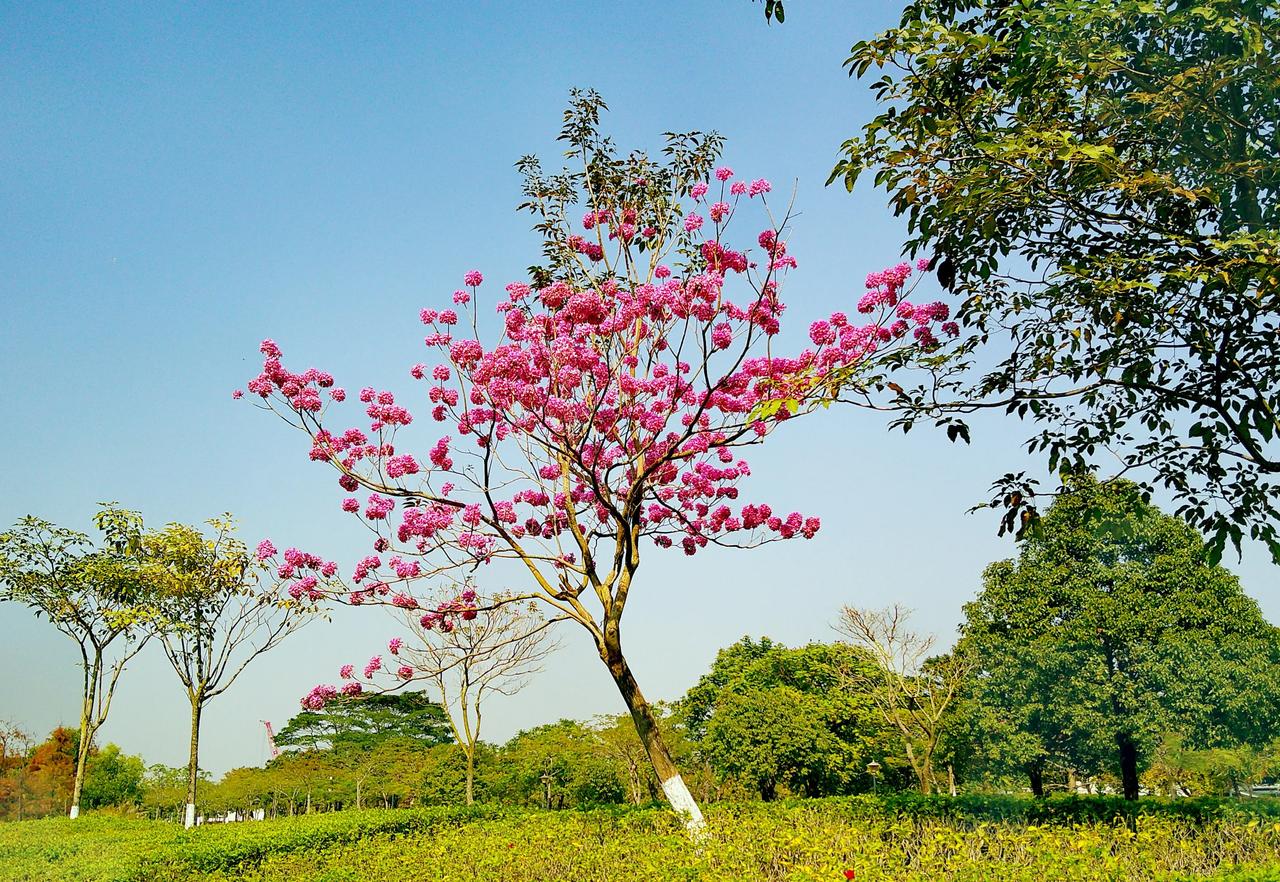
[184,803,197,829]
[69,805,80,819]
[659,774,705,834]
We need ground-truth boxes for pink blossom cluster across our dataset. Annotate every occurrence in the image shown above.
[240,160,951,712]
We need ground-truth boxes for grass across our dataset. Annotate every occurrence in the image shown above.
[2,797,1279,882]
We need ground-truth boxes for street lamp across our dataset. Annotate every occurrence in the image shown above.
[867,760,882,795]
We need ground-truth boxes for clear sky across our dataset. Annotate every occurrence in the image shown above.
[2,1,1275,776]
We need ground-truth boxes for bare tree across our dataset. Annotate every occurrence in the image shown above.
[147,517,328,827]
[398,593,560,805]
[835,605,971,794]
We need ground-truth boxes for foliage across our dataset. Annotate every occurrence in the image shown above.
[81,745,145,811]
[827,0,1280,561]
[5,799,1280,882]
[955,476,1280,799]
[681,638,894,799]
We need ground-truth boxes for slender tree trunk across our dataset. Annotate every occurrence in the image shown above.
[603,647,704,831]
[1117,733,1140,801]
[184,696,203,828]
[465,749,475,806]
[948,764,956,797]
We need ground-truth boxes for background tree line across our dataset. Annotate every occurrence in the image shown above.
[4,477,1277,821]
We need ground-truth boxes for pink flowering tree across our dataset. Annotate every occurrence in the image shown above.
[240,91,950,829]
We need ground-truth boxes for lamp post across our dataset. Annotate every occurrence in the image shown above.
[867,760,882,795]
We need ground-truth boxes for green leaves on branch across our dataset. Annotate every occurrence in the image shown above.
[831,0,1280,560]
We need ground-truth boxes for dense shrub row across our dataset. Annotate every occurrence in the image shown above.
[2,797,1278,882]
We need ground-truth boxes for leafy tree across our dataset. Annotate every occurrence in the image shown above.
[823,0,1280,561]
[957,476,1280,800]
[274,692,452,752]
[23,727,78,818]
[0,507,156,818]
[242,92,946,830]
[493,720,626,809]
[141,763,203,820]
[681,637,892,799]
[0,721,33,820]
[80,743,144,809]
[146,518,331,827]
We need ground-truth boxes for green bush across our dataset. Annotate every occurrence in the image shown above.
[2,796,1277,882]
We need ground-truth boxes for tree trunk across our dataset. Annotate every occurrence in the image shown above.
[184,697,203,828]
[1117,733,1140,801]
[69,740,89,819]
[465,749,475,806]
[1028,764,1045,798]
[759,778,777,802]
[604,648,704,832]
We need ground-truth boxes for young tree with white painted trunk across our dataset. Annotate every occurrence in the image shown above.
[146,518,330,828]
[242,93,949,830]
[0,507,155,820]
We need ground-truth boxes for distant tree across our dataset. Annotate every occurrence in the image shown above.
[146,519,331,827]
[24,727,78,818]
[957,476,1280,800]
[835,606,971,795]
[494,720,625,809]
[275,692,452,753]
[394,594,559,806]
[81,743,145,809]
[0,507,156,818]
[681,637,892,799]
[141,763,201,820]
[823,0,1280,561]
[0,721,33,820]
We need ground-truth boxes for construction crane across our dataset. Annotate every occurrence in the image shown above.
[262,720,280,759]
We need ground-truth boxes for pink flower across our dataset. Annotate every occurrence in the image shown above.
[339,664,355,679]
[341,497,359,513]
[684,214,704,233]
[388,637,403,655]
[363,656,382,679]
[730,181,747,196]
[689,182,709,200]
[255,539,277,561]
[464,270,484,287]
[748,179,772,197]
[714,166,734,181]
[232,389,244,399]
[397,665,414,680]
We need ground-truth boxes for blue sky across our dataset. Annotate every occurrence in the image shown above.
[2,1,1275,776]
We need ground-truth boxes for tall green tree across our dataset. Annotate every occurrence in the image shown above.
[81,743,145,810]
[0,506,155,818]
[957,477,1280,799]
[681,638,894,799]
[823,0,1280,560]
[146,518,330,828]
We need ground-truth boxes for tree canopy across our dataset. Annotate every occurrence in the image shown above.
[274,693,453,753]
[825,0,1280,561]
[956,476,1280,799]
